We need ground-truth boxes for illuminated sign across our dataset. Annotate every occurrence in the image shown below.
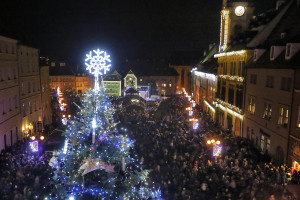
[193,122,199,130]
[213,145,222,156]
[29,141,39,152]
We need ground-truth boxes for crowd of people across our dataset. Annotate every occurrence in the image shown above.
[0,140,52,200]
[0,94,299,200]
[117,95,298,200]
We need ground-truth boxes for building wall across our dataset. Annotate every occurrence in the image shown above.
[40,66,52,125]
[18,45,42,136]
[103,81,121,96]
[169,65,191,94]
[49,75,76,91]
[244,68,294,164]
[191,71,217,120]
[215,50,251,136]
[75,74,93,93]
[124,73,137,90]
[288,69,300,167]
[0,36,21,151]
[139,76,177,96]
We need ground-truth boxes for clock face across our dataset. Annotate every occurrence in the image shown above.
[235,6,245,16]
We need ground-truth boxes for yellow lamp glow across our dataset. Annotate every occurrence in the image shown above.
[31,136,35,140]
[40,136,45,140]
[216,140,221,145]
[211,139,215,143]
[207,140,211,144]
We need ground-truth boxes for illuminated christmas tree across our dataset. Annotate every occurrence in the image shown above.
[49,50,161,200]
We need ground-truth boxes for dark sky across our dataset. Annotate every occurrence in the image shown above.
[0,0,275,66]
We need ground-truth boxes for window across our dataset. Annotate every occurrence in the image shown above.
[266,138,271,153]
[281,77,291,91]
[265,76,274,88]
[263,103,272,120]
[224,62,227,75]
[28,82,31,93]
[250,74,257,84]
[270,46,275,59]
[238,61,245,76]
[260,134,271,153]
[247,127,250,139]
[261,135,265,151]
[29,102,32,114]
[22,103,26,117]
[278,107,289,127]
[248,98,255,114]
[140,78,142,82]
[286,44,291,57]
[14,95,18,108]
[231,61,236,75]
[297,106,300,128]
[236,85,243,109]
[228,85,234,105]
[251,129,255,144]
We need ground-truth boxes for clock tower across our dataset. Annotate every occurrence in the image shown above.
[219,0,255,52]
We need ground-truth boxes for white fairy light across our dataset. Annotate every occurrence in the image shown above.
[85,49,111,81]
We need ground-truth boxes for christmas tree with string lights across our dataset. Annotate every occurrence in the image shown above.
[48,49,161,200]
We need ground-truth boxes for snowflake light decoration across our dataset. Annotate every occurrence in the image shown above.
[85,49,111,80]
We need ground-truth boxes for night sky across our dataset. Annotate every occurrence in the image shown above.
[0,0,275,67]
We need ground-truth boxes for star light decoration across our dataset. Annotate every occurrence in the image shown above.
[85,49,111,81]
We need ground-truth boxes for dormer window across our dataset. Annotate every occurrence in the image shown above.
[285,43,300,60]
[286,44,291,57]
[270,46,285,61]
[270,47,275,59]
[281,32,286,39]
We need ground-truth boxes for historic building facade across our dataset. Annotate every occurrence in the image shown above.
[0,36,21,151]
[124,70,137,90]
[40,66,52,126]
[75,73,93,93]
[18,45,43,137]
[103,70,122,97]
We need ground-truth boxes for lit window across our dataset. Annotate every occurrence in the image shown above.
[266,138,271,152]
[260,135,265,151]
[263,103,272,120]
[248,98,255,114]
[278,107,289,127]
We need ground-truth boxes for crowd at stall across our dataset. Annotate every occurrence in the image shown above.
[0,140,52,200]
[117,95,298,200]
